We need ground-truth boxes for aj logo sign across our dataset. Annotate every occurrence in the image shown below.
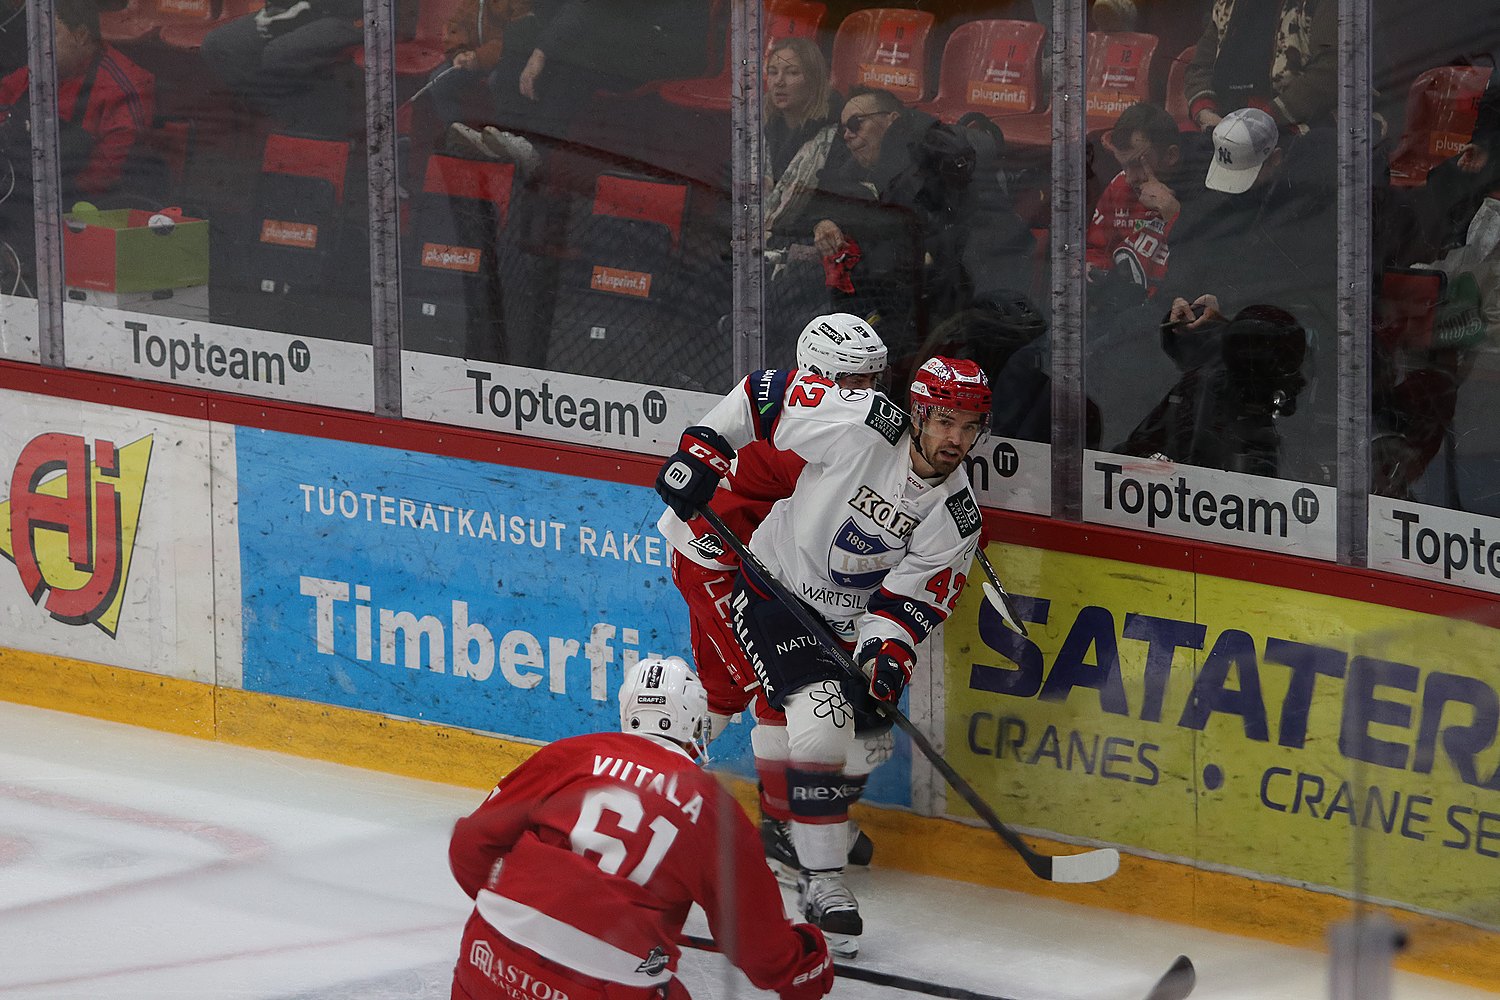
[0,433,152,635]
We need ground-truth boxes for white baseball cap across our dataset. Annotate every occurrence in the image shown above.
[1204,108,1279,194]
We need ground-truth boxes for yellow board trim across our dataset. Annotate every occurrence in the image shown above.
[2,649,1494,989]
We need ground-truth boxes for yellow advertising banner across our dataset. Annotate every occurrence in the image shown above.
[947,542,1500,927]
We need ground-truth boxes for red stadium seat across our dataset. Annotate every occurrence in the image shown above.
[545,172,729,388]
[422,153,515,224]
[99,0,157,47]
[657,0,823,113]
[1388,65,1494,188]
[592,172,688,251]
[404,153,521,359]
[1164,45,1195,130]
[829,8,935,105]
[353,0,464,79]
[262,132,350,203]
[764,0,827,56]
[158,0,257,51]
[912,19,1046,124]
[1001,31,1159,149]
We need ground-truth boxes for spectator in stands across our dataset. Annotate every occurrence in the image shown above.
[0,0,155,203]
[1184,0,1339,137]
[913,289,1102,447]
[1161,108,1336,337]
[763,39,841,244]
[764,38,839,187]
[513,0,709,145]
[199,0,362,133]
[1086,101,1192,308]
[1115,302,1308,476]
[427,0,538,128]
[793,87,1035,365]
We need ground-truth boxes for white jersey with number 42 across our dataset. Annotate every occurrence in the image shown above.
[689,368,983,651]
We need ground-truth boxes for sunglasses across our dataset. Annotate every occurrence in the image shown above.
[841,111,893,135]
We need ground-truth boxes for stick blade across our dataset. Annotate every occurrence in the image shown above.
[1142,955,1196,1000]
[1047,846,1120,883]
[981,582,1029,636]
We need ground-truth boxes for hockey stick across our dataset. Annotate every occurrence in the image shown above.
[683,933,1191,1000]
[1142,955,1195,1000]
[974,546,1028,637]
[698,507,1119,884]
[679,933,1020,1000]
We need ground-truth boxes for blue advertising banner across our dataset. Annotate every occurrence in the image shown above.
[235,428,910,804]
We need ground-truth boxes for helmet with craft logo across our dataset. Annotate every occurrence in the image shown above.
[796,313,888,385]
[619,656,710,757]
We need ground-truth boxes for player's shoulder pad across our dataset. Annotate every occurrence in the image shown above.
[945,487,982,538]
[861,392,909,446]
[746,368,794,439]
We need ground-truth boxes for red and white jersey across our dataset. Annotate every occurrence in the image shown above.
[659,436,807,571]
[678,369,982,651]
[450,731,807,994]
[1086,171,1175,296]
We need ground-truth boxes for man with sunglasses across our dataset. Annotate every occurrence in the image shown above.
[795,87,1034,366]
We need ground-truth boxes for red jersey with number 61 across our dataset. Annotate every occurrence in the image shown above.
[450,731,808,993]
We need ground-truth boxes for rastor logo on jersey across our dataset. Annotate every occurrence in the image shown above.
[0,432,152,635]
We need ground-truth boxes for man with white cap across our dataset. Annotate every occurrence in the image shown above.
[1160,107,1332,333]
[1202,107,1283,197]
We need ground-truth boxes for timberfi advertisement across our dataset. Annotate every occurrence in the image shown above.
[233,428,913,803]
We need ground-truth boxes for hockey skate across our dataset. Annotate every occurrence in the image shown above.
[798,869,862,957]
[762,818,875,887]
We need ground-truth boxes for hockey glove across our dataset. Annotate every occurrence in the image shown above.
[655,425,735,521]
[778,923,834,1000]
[858,637,915,705]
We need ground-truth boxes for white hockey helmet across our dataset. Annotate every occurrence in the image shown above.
[619,656,710,757]
[796,313,888,384]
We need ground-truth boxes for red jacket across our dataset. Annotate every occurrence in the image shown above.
[0,44,155,198]
[1086,171,1175,297]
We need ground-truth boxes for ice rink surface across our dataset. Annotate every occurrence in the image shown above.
[1,701,1493,1000]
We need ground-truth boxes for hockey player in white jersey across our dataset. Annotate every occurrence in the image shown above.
[657,314,889,878]
[654,355,989,957]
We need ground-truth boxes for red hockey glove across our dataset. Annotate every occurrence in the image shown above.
[778,923,834,1000]
[858,638,915,704]
[655,425,735,521]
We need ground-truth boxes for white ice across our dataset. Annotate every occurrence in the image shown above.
[0,701,1492,1000]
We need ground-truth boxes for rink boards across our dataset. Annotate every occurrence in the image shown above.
[0,378,1497,988]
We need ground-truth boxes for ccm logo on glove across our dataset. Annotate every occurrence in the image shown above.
[655,426,735,521]
[858,637,915,704]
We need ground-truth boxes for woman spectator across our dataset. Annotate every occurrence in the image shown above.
[764,38,838,185]
[763,39,840,241]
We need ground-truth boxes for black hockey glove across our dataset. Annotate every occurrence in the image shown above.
[655,425,735,521]
[858,637,915,705]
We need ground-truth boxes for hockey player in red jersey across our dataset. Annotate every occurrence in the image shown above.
[448,656,835,1000]
[658,313,888,878]
[654,356,990,958]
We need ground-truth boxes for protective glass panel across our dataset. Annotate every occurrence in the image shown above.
[396,0,735,444]
[1082,0,1339,556]
[0,7,37,362]
[56,0,374,408]
[803,2,1052,514]
[1366,1,1500,595]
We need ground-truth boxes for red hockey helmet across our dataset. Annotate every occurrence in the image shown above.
[909,356,992,422]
